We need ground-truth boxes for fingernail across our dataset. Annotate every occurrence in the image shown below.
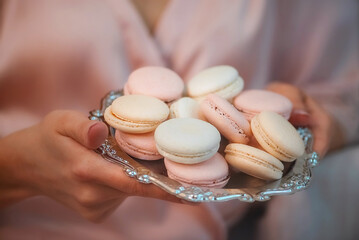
[292,109,310,116]
[289,109,312,127]
[89,121,108,134]
[87,122,108,148]
[88,122,100,135]
[89,122,99,130]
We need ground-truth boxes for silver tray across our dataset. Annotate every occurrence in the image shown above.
[89,90,319,202]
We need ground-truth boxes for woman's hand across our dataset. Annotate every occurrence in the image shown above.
[0,110,181,222]
[266,83,344,158]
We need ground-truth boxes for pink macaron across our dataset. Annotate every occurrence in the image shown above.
[124,66,184,103]
[164,153,230,188]
[200,94,251,144]
[233,89,293,121]
[115,130,162,160]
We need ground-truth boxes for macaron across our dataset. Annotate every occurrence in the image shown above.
[233,89,293,121]
[169,97,204,120]
[115,130,162,160]
[164,153,230,188]
[225,144,284,180]
[251,111,305,162]
[200,94,251,144]
[187,65,244,101]
[155,118,221,164]
[124,66,184,103]
[104,95,169,133]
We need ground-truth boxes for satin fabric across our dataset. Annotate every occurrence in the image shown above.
[0,0,358,239]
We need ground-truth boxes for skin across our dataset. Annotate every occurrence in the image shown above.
[0,0,186,223]
[267,83,345,158]
[0,110,181,222]
[0,1,340,223]
[0,87,338,222]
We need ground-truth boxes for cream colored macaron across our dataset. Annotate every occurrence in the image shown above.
[187,65,244,101]
[169,97,205,120]
[251,111,305,162]
[155,118,221,164]
[104,95,169,133]
[225,143,284,180]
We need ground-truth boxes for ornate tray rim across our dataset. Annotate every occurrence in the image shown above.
[89,90,319,202]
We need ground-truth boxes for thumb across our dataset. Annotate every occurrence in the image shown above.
[87,121,109,149]
[50,110,108,149]
[267,83,311,127]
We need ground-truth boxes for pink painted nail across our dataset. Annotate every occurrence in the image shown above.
[292,109,310,116]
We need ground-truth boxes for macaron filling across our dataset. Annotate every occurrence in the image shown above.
[126,84,176,104]
[193,77,242,100]
[252,116,295,160]
[236,108,258,121]
[237,108,290,121]
[167,171,230,187]
[156,143,219,160]
[225,148,283,172]
[111,110,161,127]
[233,90,293,121]
[118,139,162,158]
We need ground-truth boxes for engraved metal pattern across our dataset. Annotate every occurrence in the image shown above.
[89,90,319,202]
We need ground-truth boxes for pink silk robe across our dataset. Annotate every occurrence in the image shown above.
[0,0,358,239]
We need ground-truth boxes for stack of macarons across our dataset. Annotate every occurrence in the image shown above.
[155,118,230,188]
[105,67,184,160]
[104,94,169,160]
[104,65,306,187]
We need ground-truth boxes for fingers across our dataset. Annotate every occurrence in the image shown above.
[305,97,332,157]
[79,153,182,204]
[289,109,312,127]
[266,83,305,106]
[266,83,333,157]
[99,164,182,203]
[87,122,109,149]
[127,181,182,204]
[266,82,311,126]
[45,111,182,206]
[46,110,108,149]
